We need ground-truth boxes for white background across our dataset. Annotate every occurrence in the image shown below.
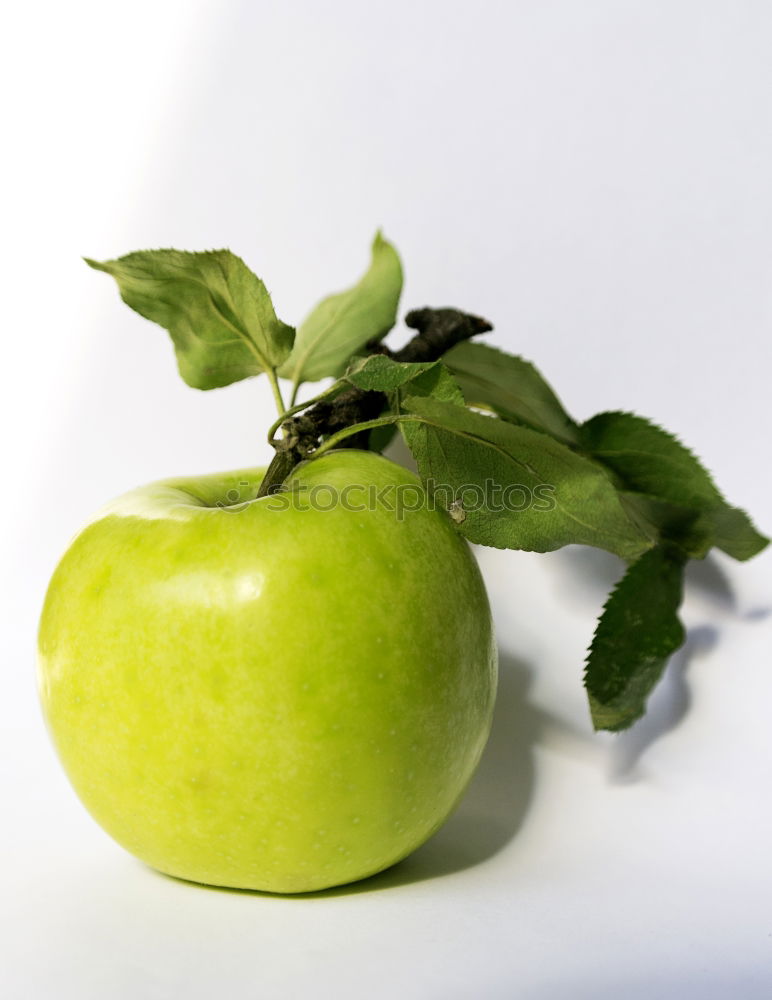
[2,1,771,997]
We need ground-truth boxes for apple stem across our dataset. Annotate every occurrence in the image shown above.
[311,416,403,459]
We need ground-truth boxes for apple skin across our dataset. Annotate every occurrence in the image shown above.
[37,450,497,893]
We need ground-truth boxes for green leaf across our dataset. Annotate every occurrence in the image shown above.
[443,342,580,444]
[345,354,465,405]
[399,395,654,559]
[584,547,686,731]
[278,232,403,385]
[86,249,294,390]
[708,505,769,562]
[342,356,465,455]
[394,362,466,459]
[400,363,465,406]
[619,492,714,560]
[580,411,768,561]
[344,355,438,392]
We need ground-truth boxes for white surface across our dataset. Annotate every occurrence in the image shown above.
[2,2,771,997]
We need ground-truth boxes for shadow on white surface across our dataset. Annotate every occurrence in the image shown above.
[525,973,772,1000]
[685,555,737,612]
[555,544,740,614]
[553,544,771,782]
[607,624,718,783]
[367,649,539,889]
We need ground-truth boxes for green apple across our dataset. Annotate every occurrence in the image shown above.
[38,450,496,893]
